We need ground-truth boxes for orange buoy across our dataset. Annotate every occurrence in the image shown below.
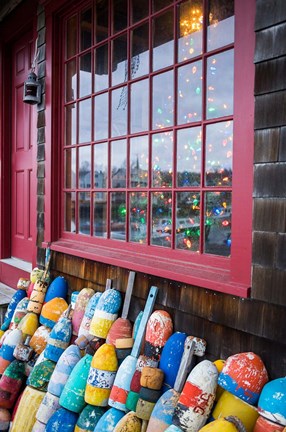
[40,297,69,329]
[30,325,51,355]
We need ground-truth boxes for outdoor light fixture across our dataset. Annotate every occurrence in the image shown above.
[23,71,41,105]
[23,38,41,105]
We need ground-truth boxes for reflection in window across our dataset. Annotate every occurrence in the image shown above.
[111,139,127,188]
[205,121,233,187]
[113,0,127,33]
[152,71,174,129]
[153,11,174,71]
[151,192,172,248]
[65,192,76,232]
[79,53,92,97]
[79,99,92,143]
[130,136,148,188]
[131,24,149,78]
[111,87,128,137]
[79,192,91,235]
[152,132,173,188]
[94,93,109,141]
[132,0,149,23]
[153,0,173,13]
[131,79,149,133]
[94,143,108,188]
[207,0,234,51]
[177,127,201,187]
[110,192,126,240]
[65,105,76,146]
[66,15,77,59]
[80,8,92,51]
[78,146,91,188]
[112,34,128,86]
[178,0,203,62]
[65,148,76,188]
[66,60,76,102]
[94,192,107,238]
[130,192,147,243]
[95,44,109,92]
[95,1,108,42]
[177,61,202,124]
[176,191,200,252]
[205,191,231,256]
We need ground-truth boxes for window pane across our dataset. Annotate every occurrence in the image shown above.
[153,0,173,13]
[79,52,92,97]
[205,121,233,187]
[79,98,92,143]
[207,50,234,119]
[66,60,77,102]
[130,136,148,187]
[131,0,149,23]
[152,71,174,129]
[131,79,149,133]
[95,43,109,92]
[111,139,127,188]
[152,132,173,188]
[176,191,200,251]
[66,15,77,59]
[94,192,107,237]
[80,8,92,51]
[178,0,203,62]
[65,105,77,146]
[111,87,128,137]
[94,93,109,141]
[151,191,172,248]
[208,0,234,51]
[65,148,76,189]
[177,127,201,187]
[177,61,202,125]
[205,191,231,256]
[79,192,91,235]
[64,192,76,232]
[153,11,174,71]
[95,1,108,42]
[78,146,91,188]
[130,192,147,243]
[113,0,127,33]
[94,143,108,188]
[112,34,128,86]
[110,192,126,240]
[131,24,149,78]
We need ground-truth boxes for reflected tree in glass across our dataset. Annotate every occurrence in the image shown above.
[79,192,91,235]
[176,191,200,251]
[110,192,126,240]
[151,191,172,248]
[130,192,147,243]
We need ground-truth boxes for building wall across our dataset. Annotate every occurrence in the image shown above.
[28,0,286,379]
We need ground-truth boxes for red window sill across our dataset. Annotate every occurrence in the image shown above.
[44,239,250,298]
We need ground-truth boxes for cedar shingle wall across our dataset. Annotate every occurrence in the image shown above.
[252,0,286,306]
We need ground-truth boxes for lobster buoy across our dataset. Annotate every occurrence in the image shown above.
[36,391,60,425]
[45,407,78,432]
[159,332,187,392]
[44,276,68,303]
[144,310,173,361]
[254,415,284,431]
[10,386,45,432]
[30,325,51,355]
[77,292,102,340]
[45,306,72,362]
[113,411,142,432]
[199,416,247,431]
[40,297,68,329]
[1,289,27,331]
[74,404,105,432]
[93,407,125,431]
[0,360,26,409]
[0,407,11,432]
[89,288,122,339]
[72,288,95,337]
[18,312,39,337]
[28,358,56,391]
[0,328,23,374]
[30,268,44,284]
[9,297,29,330]
[257,377,286,427]
[27,280,48,315]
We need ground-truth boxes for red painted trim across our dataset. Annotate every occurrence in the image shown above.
[0,262,30,288]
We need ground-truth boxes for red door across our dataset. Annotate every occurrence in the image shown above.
[11,32,35,261]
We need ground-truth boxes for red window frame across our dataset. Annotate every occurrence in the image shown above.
[44,0,255,297]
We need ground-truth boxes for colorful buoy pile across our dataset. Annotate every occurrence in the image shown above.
[0,258,284,432]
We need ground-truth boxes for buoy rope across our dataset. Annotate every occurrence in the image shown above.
[225,416,247,432]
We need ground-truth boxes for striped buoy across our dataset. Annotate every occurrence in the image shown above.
[78,292,102,340]
[9,297,29,330]
[257,377,286,426]
[40,297,69,329]
[89,288,122,339]
[144,310,173,361]
[0,360,26,409]
[72,288,95,337]
[36,391,60,425]
[74,404,105,432]
[31,419,46,432]
[30,268,44,284]
[10,386,45,432]
[1,289,27,331]
[45,306,72,362]
[254,415,285,431]
[218,352,269,405]
[45,407,78,432]
[44,276,68,303]
[0,329,23,374]
[48,344,82,397]
[30,325,51,355]
[59,354,93,413]
[27,280,48,315]
[85,343,118,407]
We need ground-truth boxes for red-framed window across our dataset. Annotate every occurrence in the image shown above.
[52,0,255,296]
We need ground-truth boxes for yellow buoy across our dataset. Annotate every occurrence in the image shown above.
[10,385,45,432]
[114,411,141,432]
[199,416,245,431]
[18,312,39,337]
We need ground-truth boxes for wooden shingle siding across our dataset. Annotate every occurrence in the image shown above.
[253,163,286,197]
[254,91,286,129]
[255,0,286,30]
[255,57,286,94]
[253,198,286,232]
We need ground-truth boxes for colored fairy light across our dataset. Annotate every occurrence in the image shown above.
[222,220,229,226]
[196,87,201,94]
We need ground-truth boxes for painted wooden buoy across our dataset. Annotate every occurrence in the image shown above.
[71,291,80,309]
[115,337,134,365]
[10,386,45,432]
[9,297,29,330]
[45,407,79,432]
[213,359,225,401]
[257,377,286,426]
[36,391,60,425]
[27,279,48,315]
[108,286,158,412]
[74,404,105,432]
[72,288,95,337]
[113,411,142,432]
[30,325,51,355]
[59,353,93,413]
[0,407,11,432]
[106,271,135,346]
[39,297,69,329]
[172,360,218,431]
[78,292,102,340]
[18,311,39,337]
[145,310,173,361]
[30,268,44,284]
[93,407,125,432]
[13,336,34,362]
[89,288,122,339]
[254,415,284,432]
[199,416,247,431]
[146,337,196,432]
[48,344,82,397]
[212,390,259,432]
[44,276,68,303]
[218,352,269,405]
[31,419,46,432]
[0,289,27,331]
[28,358,56,391]
[158,332,187,392]
[0,359,26,409]
[85,343,118,407]
[17,277,30,290]
[0,328,23,374]
[45,306,72,362]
